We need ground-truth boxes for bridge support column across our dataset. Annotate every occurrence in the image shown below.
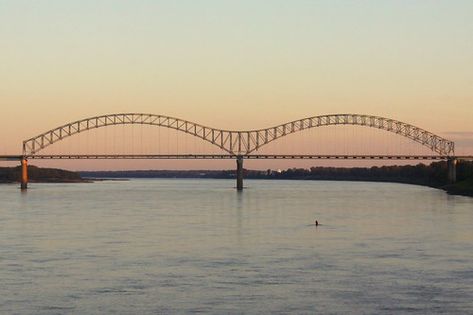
[447,158,457,184]
[236,155,244,191]
[20,158,28,190]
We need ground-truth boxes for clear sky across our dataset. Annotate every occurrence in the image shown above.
[1,1,472,168]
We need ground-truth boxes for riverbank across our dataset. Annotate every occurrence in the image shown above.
[80,161,473,197]
[0,165,87,183]
[2,163,473,197]
[443,177,473,197]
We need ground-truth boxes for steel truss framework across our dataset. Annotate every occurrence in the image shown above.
[23,113,455,156]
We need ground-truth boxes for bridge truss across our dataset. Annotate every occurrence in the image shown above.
[23,113,455,156]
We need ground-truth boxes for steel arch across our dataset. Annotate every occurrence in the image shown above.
[22,113,455,156]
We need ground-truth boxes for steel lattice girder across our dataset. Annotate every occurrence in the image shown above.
[23,113,455,156]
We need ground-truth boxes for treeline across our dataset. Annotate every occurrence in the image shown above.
[3,162,472,195]
[80,161,473,189]
[256,161,473,188]
[0,165,83,183]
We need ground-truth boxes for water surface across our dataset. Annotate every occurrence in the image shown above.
[1,179,472,314]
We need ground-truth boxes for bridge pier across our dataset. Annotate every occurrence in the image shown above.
[447,158,457,184]
[236,155,244,191]
[21,158,28,190]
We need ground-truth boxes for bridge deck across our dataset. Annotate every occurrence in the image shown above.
[2,154,472,160]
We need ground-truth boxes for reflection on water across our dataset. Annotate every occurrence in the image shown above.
[1,179,473,314]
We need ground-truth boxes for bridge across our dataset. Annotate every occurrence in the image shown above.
[1,113,471,190]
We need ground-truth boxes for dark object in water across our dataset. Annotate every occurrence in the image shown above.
[315,220,319,226]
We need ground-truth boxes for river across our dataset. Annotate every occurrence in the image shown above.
[1,179,472,314]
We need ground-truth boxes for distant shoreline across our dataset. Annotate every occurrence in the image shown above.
[1,162,472,197]
[78,160,473,197]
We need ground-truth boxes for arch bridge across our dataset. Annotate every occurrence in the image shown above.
[3,113,463,190]
[23,113,454,156]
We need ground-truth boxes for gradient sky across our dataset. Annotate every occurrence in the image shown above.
[1,1,473,169]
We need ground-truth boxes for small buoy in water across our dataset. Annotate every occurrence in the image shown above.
[315,220,319,226]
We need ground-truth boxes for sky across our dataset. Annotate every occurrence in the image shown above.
[1,0,472,169]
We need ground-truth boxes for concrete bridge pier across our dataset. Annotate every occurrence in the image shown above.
[447,158,457,184]
[236,155,244,191]
[21,158,28,190]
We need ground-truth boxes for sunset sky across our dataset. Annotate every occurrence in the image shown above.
[1,1,472,169]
